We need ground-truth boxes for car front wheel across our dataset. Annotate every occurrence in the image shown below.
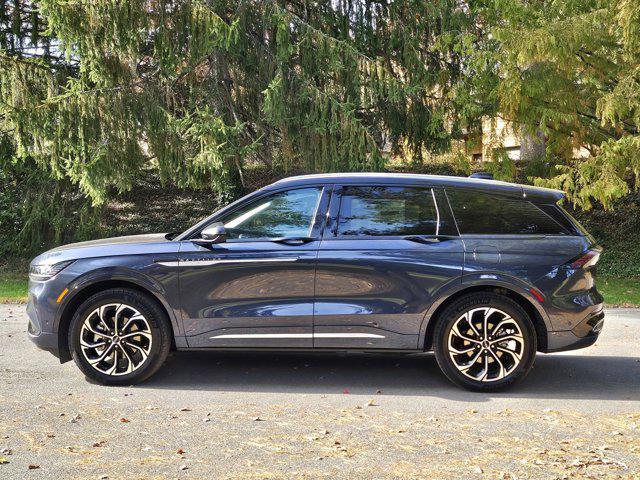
[69,288,172,385]
[433,292,537,391]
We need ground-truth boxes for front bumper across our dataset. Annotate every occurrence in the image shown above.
[546,308,604,353]
[27,292,59,354]
[26,278,65,360]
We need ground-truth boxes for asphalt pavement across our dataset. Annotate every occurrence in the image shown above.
[0,305,638,479]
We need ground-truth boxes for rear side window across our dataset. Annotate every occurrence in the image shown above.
[336,186,450,237]
[447,189,568,235]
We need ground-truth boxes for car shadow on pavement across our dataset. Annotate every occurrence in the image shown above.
[141,351,640,401]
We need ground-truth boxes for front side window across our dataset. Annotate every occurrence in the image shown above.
[447,189,568,235]
[220,187,322,240]
[336,186,444,237]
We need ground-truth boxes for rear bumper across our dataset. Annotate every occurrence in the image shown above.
[545,309,604,353]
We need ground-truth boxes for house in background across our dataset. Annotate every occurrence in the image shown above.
[467,117,589,162]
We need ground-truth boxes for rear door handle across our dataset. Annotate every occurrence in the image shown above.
[403,235,457,244]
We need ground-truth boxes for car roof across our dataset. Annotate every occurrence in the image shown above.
[267,173,564,202]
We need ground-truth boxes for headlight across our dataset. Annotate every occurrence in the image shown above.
[29,260,75,281]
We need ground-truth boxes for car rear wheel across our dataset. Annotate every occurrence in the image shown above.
[69,288,172,385]
[433,292,537,391]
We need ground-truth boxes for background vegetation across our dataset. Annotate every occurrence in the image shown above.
[1,1,639,303]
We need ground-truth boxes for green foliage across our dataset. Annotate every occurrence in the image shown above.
[2,0,640,257]
[487,0,640,209]
[573,194,640,278]
[483,150,518,182]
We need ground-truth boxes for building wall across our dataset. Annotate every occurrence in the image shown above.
[468,117,588,162]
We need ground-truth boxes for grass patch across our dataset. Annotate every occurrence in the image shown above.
[0,278,27,303]
[597,276,640,307]
[0,258,29,303]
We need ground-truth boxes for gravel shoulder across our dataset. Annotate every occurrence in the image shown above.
[0,305,639,479]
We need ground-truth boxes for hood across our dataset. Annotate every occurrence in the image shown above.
[50,233,169,251]
[31,233,178,265]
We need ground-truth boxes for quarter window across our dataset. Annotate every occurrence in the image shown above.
[221,187,322,240]
[447,189,568,235]
[336,186,445,237]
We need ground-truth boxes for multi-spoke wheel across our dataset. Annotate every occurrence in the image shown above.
[69,289,172,385]
[79,303,153,376]
[434,293,537,391]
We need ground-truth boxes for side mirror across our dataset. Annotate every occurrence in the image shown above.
[198,223,227,244]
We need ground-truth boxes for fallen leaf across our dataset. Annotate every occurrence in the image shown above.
[176,448,185,455]
[119,418,130,423]
[28,464,40,470]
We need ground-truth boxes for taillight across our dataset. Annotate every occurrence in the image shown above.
[570,249,600,269]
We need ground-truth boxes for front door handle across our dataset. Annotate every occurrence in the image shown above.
[271,237,315,246]
[154,257,178,263]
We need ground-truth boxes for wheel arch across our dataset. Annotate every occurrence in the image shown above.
[55,277,179,363]
[420,283,549,353]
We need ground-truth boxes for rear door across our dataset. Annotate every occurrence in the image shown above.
[313,184,464,349]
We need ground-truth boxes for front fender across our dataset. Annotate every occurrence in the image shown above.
[53,266,183,338]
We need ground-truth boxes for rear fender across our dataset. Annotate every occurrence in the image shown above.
[417,273,552,347]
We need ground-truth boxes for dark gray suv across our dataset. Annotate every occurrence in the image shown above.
[27,173,604,390]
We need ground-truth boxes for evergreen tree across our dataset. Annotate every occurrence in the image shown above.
[1,0,481,205]
[0,1,101,255]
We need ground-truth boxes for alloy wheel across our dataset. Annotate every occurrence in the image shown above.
[79,303,153,376]
[447,307,524,382]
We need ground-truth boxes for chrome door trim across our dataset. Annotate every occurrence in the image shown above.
[157,258,299,267]
[314,333,385,338]
[209,332,386,340]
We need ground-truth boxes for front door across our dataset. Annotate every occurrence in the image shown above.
[313,185,464,349]
[177,186,329,348]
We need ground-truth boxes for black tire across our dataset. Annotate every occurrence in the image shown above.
[433,292,537,392]
[69,288,172,385]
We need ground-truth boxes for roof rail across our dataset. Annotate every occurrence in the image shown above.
[469,172,494,180]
